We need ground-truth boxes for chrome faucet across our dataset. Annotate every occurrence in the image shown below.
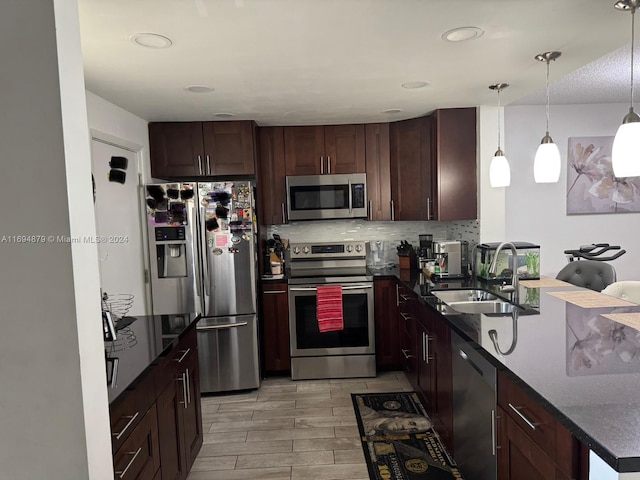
[488,241,519,303]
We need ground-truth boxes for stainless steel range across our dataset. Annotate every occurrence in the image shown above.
[287,241,375,380]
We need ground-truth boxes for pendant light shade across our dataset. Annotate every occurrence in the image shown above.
[534,139,562,183]
[533,51,562,183]
[489,83,510,188]
[490,150,511,187]
[612,0,640,177]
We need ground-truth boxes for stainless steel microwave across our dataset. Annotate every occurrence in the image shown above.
[286,173,367,221]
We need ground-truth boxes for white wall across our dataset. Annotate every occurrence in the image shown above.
[504,103,639,280]
[478,105,507,243]
[86,91,151,180]
[0,1,112,478]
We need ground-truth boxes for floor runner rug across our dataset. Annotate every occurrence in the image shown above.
[351,392,463,480]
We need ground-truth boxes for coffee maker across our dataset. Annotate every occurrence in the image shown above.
[419,234,434,260]
[434,241,462,276]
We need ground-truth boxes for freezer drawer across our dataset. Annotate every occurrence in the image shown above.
[196,314,260,393]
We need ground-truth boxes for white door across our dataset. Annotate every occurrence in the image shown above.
[91,139,149,316]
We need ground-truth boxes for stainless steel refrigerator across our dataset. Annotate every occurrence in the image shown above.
[145,180,260,393]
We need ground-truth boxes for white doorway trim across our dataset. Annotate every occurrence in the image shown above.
[90,128,153,316]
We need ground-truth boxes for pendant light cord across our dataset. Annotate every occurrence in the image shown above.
[631,7,636,110]
[545,59,551,133]
[497,87,502,149]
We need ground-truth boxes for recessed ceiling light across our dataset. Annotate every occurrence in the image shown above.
[130,33,173,49]
[382,109,403,114]
[184,85,214,93]
[402,81,430,89]
[441,26,484,43]
[214,113,235,118]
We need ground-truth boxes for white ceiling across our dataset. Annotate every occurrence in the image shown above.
[78,0,635,126]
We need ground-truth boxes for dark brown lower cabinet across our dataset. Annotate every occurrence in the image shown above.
[374,278,400,370]
[498,406,569,480]
[110,326,202,480]
[411,298,453,454]
[112,404,160,480]
[497,371,587,480]
[157,343,203,480]
[261,283,291,373]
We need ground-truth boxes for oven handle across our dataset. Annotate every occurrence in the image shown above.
[289,285,373,292]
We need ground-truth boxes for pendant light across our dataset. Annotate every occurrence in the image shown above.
[489,83,511,187]
[533,52,562,183]
[612,0,640,178]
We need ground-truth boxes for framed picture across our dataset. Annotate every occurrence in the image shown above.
[566,136,640,214]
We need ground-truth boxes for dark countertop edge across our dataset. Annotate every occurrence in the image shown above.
[387,271,639,473]
[108,313,201,406]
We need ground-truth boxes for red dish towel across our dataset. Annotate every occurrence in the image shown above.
[316,285,344,333]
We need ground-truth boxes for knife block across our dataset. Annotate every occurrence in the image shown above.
[398,250,417,270]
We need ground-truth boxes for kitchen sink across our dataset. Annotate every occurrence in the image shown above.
[432,288,523,315]
[442,300,521,314]
[431,289,500,304]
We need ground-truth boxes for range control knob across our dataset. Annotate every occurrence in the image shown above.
[293,246,300,255]
[355,244,363,253]
[302,246,310,254]
[346,244,354,253]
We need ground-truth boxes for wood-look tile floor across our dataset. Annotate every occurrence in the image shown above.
[187,371,412,480]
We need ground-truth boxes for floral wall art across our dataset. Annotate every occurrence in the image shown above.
[567,136,640,214]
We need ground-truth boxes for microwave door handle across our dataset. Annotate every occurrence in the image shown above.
[348,179,353,213]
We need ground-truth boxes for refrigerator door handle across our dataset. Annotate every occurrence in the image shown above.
[196,322,248,331]
[190,200,203,309]
[200,206,211,303]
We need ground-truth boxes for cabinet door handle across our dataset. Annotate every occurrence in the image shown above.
[174,348,191,363]
[112,411,140,440]
[399,312,411,321]
[320,156,324,174]
[508,403,538,430]
[395,284,401,306]
[425,334,431,364]
[422,332,426,362]
[390,200,395,221]
[197,155,203,175]
[115,447,142,479]
[281,203,286,224]
[327,156,331,174]
[186,367,191,405]
[206,155,211,175]
[491,409,497,456]
[401,349,414,359]
[178,372,188,409]
[264,290,286,295]
[427,197,432,220]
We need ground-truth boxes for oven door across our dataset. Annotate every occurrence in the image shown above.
[288,282,374,357]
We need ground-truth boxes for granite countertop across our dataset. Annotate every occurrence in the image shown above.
[387,269,640,473]
[104,312,200,404]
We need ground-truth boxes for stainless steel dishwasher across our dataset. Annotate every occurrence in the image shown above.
[451,331,497,480]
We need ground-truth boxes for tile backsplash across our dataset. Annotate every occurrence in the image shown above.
[267,219,479,266]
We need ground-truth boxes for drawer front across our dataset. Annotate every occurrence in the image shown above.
[113,403,160,480]
[498,370,556,456]
[156,327,198,396]
[110,369,156,452]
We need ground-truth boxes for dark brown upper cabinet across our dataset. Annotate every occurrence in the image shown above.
[149,120,256,179]
[365,123,392,221]
[284,124,366,176]
[390,115,434,221]
[257,126,287,226]
[433,107,477,221]
[389,108,477,222]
